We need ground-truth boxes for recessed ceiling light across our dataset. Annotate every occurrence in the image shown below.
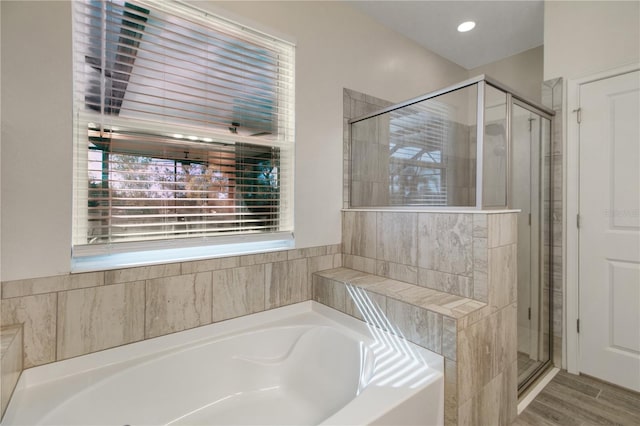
[172,134,184,139]
[457,21,476,32]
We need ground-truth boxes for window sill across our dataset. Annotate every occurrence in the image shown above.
[71,234,294,273]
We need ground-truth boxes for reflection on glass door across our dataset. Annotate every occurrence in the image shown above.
[512,102,552,389]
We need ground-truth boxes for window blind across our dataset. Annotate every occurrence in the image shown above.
[388,102,450,206]
[72,0,295,250]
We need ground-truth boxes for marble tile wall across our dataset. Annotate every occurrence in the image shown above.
[324,210,518,425]
[0,244,341,368]
[350,114,391,207]
[145,274,211,339]
[386,298,443,353]
[0,294,57,368]
[419,213,473,276]
[343,210,508,302]
[542,78,564,367]
[446,121,477,207]
[211,265,265,322]
[57,282,145,360]
[343,89,394,209]
[377,212,418,265]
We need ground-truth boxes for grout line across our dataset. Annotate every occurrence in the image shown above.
[54,292,59,362]
[517,367,560,415]
[143,280,147,340]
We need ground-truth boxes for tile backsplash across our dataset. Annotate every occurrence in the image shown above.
[57,281,146,360]
[0,245,341,368]
[0,294,57,368]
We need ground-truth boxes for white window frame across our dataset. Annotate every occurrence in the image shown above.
[71,0,296,272]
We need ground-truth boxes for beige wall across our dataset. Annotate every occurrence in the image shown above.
[0,1,468,281]
[0,0,3,287]
[544,0,640,80]
[1,2,74,281]
[544,0,639,370]
[468,46,544,104]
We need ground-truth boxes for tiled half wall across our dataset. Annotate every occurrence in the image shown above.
[0,245,341,369]
[330,209,519,425]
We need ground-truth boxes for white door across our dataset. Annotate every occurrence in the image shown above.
[579,70,640,391]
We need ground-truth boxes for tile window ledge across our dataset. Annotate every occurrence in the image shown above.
[72,238,294,273]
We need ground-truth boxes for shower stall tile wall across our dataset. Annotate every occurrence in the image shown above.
[342,210,514,303]
[343,89,394,209]
[345,79,555,393]
[0,244,342,369]
[419,214,474,277]
[542,77,564,368]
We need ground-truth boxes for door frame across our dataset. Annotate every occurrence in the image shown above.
[511,100,547,363]
[511,99,554,393]
[566,63,640,374]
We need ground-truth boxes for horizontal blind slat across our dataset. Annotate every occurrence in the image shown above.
[74,0,294,246]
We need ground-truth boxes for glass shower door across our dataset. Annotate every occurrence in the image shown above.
[512,102,552,390]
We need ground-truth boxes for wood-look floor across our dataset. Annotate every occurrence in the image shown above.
[515,370,640,425]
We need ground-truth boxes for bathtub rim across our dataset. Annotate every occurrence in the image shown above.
[6,301,445,425]
[16,301,443,389]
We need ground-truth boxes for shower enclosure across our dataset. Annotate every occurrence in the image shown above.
[348,75,554,393]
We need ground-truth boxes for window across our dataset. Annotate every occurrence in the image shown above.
[72,0,294,266]
[388,102,450,206]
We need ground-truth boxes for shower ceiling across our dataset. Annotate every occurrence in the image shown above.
[350,1,544,70]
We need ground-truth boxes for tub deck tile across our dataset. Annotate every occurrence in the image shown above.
[314,268,489,322]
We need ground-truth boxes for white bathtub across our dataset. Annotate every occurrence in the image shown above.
[3,301,444,425]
